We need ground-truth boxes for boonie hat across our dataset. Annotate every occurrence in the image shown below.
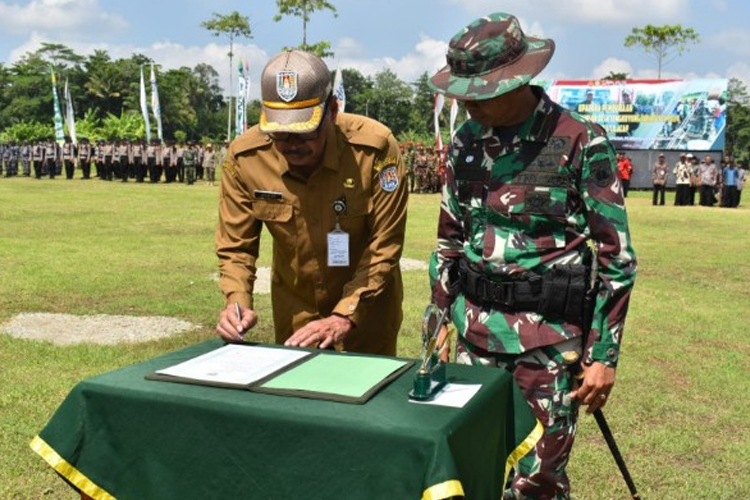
[429,12,554,101]
[260,50,332,134]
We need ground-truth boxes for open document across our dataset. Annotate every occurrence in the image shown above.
[147,344,413,404]
[153,344,311,387]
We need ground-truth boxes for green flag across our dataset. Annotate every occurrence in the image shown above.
[51,69,65,145]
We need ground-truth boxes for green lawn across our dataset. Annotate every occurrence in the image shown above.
[1,177,748,499]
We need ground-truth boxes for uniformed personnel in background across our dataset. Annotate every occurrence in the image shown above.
[183,141,198,185]
[44,140,58,178]
[428,13,637,499]
[131,139,145,182]
[146,139,161,183]
[413,142,429,193]
[203,143,217,186]
[77,138,92,179]
[20,141,31,177]
[215,49,409,356]
[62,137,76,179]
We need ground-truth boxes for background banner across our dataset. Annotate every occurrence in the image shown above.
[538,79,728,152]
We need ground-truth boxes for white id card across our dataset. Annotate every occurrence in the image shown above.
[327,230,350,267]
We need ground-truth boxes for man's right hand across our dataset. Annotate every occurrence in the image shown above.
[216,304,257,342]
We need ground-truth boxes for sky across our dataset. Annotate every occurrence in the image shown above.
[0,0,747,101]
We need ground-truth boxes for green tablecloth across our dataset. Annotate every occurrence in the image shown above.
[31,340,541,500]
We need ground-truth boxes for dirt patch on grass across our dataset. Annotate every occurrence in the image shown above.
[1,312,197,346]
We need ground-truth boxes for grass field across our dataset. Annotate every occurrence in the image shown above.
[1,176,749,499]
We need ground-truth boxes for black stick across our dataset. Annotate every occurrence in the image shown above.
[567,355,641,498]
[591,408,642,499]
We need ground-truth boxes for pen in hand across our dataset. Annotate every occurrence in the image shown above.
[234,302,244,340]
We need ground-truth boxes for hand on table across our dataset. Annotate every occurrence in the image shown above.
[284,315,353,350]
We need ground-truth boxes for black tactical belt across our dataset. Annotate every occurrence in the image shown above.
[458,259,587,324]
[458,260,542,310]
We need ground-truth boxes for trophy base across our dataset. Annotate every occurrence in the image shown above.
[408,364,447,401]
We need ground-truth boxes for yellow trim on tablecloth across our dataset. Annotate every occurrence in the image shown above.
[420,479,465,500]
[503,418,544,487]
[30,435,117,500]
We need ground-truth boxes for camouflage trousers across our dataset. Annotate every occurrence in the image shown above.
[457,336,582,500]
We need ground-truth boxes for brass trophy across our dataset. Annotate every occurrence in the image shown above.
[408,304,450,401]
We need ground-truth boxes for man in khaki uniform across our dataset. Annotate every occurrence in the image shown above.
[215,50,408,355]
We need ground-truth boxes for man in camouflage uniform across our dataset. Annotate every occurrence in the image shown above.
[183,141,198,185]
[413,142,429,193]
[429,145,442,192]
[428,13,637,500]
[403,140,416,193]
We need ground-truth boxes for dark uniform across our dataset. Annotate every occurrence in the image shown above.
[77,139,92,179]
[62,140,76,179]
[183,143,198,185]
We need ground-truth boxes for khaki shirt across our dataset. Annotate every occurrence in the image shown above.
[216,113,408,355]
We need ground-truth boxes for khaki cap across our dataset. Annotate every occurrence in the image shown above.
[260,50,332,134]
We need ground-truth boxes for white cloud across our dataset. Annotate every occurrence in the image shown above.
[709,0,729,11]
[707,29,750,57]
[334,37,365,58]
[726,61,750,88]
[332,34,448,83]
[0,0,127,38]
[591,57,634,79]
[8,34,269,100]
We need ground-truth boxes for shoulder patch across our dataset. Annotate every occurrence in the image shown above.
[222,159,237,178]
[374,156,398,174]
[590,159,614,187]
[379,165,399,192]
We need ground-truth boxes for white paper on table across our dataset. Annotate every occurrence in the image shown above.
[156,344,310,386]
[409,383,482,408]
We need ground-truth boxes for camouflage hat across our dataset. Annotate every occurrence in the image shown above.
[429,12,554,101]
[260,50,332,134]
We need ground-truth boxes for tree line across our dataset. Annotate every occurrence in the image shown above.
[2,42,749,162]
[0,42,439,146]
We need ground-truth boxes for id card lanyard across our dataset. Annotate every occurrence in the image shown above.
[327,196,350,267]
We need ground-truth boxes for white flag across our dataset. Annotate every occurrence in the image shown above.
[433,93,445,150]
[150,64,163,142]
[449,98,459,140]
[63,78,77,145]
[236,58,246,137]
[333,66,346,112]
[244,60,250,132]
[140,66,151,143]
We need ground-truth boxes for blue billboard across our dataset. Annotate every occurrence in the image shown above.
[537,79,728,151]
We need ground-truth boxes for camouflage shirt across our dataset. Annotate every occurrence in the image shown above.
[430,87,637,367]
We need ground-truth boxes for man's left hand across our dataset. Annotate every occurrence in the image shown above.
[284,315,353,350]
[570,362,616,414]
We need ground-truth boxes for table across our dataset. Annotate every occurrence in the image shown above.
[31,340,541,500]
